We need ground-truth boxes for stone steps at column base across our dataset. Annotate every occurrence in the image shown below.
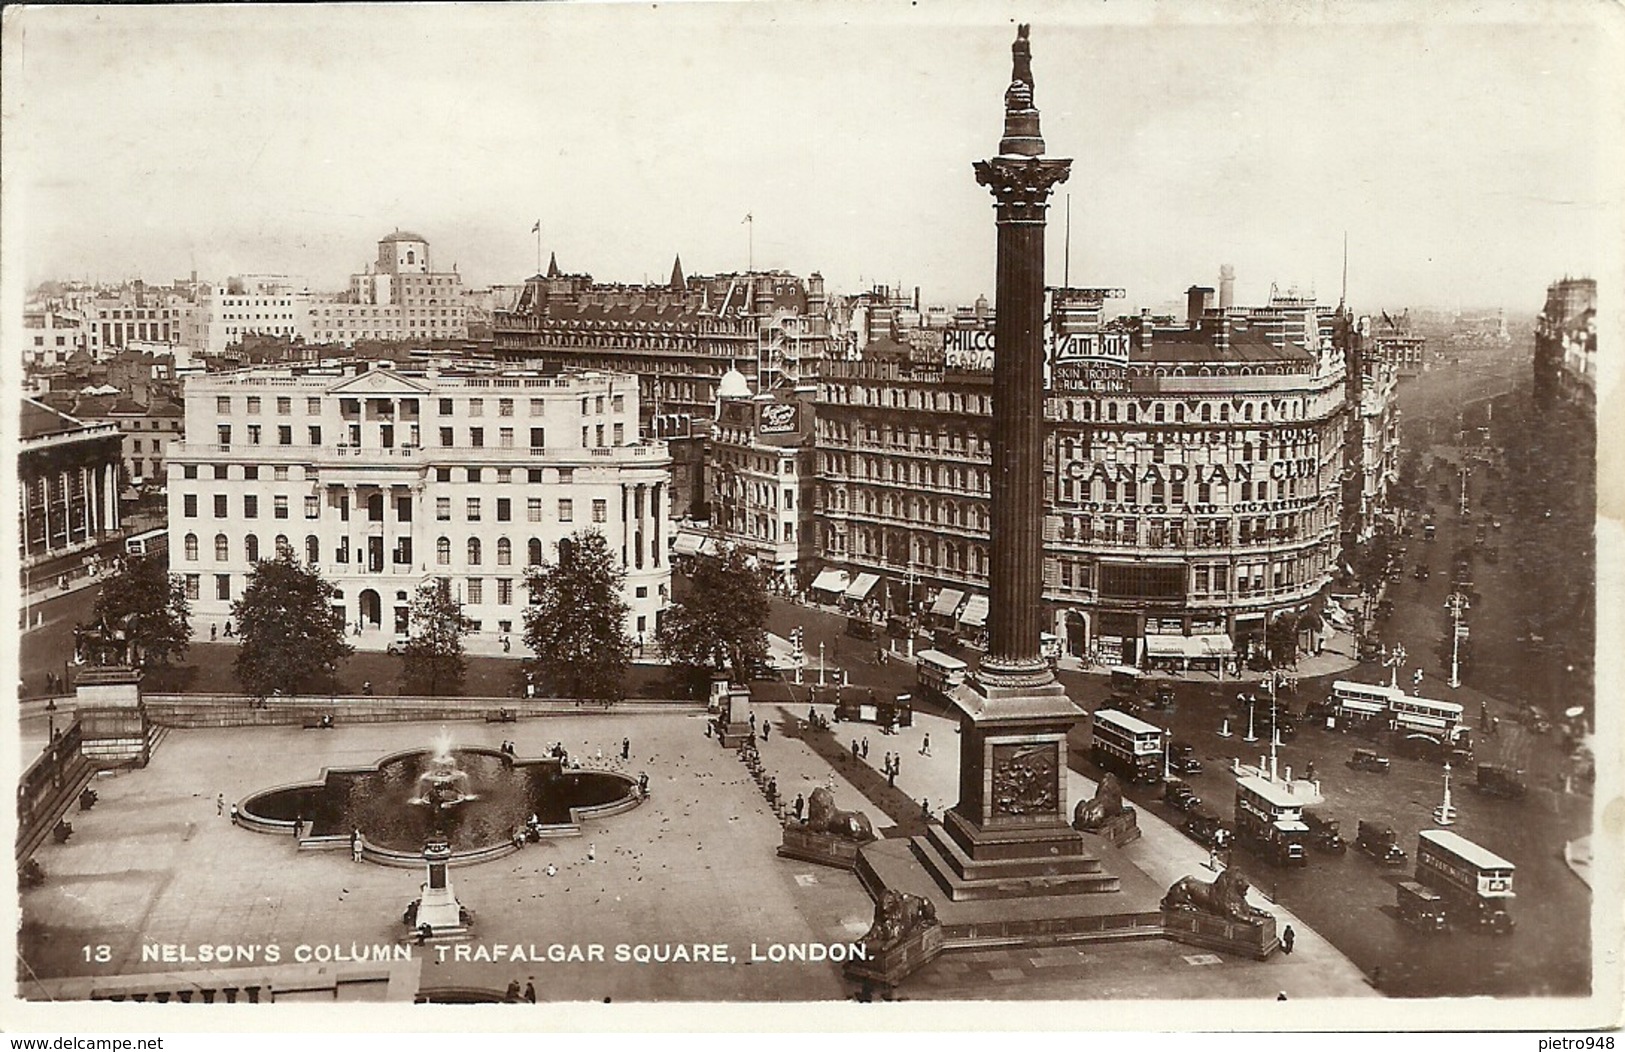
[917,823,1120,900]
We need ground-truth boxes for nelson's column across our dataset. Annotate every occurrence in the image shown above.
[867,26,1126,905]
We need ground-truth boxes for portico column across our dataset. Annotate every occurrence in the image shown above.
[652,482,663,567]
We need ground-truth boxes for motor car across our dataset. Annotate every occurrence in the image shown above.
[1413,564,1430,580]
[1167,740,1203,775]
[1302,810,1347,853]
[1346,748,1391,774]
[1355,820,1408,865]
[1163,779,1201,812]
[1183,806,1233,850]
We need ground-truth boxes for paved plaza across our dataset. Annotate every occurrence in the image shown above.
[20,699,1374,1002]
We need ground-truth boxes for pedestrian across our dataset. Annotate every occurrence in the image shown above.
[794,793,805,821]
[505,979,522,1003]
[862,738,870,760]
[351,829,363,863]
[546,863,557,877]
[210,623,218,642]
[749,711,757,731]
[851,739,861,759]
[1282,924,1296,955]
[524,978,537,1004]
[587,843,596,861]
[761,720,770,741]
[920,733,931,757]
[224,620,234,638]
[639,772,649,796]
[622,737,630,760]
[229,804,239,825]
[921,798,931,820]
[502,635,511,653]
[217,792,225,817]
[887,764,897,789]
[293,816,304,840]
[767,778,778,804]
[1305,760,1315,781]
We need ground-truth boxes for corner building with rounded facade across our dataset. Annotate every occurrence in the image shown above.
[166,363,670,645]
[1045,312,1348,666]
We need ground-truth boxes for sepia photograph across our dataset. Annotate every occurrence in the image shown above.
[3,0,1619,1035]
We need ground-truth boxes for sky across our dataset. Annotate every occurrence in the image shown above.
[3,0,1620,315]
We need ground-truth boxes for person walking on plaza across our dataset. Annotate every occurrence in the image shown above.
[1282,924,1296,955]
[621,737,630,761]
[861,737,870,760]
[505,979,522,1003]
[217,793,225,817]
[794,793,805,822]
[351,828,363,863]
[851,739,861,760]
[210,623,218,642]
[223,620,234,638]
[761,719,770,741]
[524,978,537,1003]
[920,733,931,757]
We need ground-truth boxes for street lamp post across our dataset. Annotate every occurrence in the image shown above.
[1446,592,1470,689]
[1386,642,1407,690]
[1242,693,1258,743]
[1433,762,1458,826]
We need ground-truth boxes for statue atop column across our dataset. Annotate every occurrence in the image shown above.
[999,24,1045,157]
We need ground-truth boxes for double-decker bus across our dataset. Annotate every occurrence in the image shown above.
[1414,829,1515,934]
[1389,695,1468,744]
[1329,680,1404,730]
[914,650,968,704]
[1089,708,1164,785]
[1234,775,1309,867]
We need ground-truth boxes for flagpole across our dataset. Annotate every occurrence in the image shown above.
[536,222,542,277]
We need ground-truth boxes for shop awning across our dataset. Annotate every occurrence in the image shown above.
[1143,635,1188,659]
[672,531,707,557]
[929,588,966,619]
[959,594,990,628]
[844,572,880,601]
[1191,633,1234,658]
[811,568,850,595]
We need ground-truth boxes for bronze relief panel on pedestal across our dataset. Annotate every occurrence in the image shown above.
[990,741,1059,816]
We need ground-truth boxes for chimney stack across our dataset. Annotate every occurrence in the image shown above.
[1219,264,1236,311]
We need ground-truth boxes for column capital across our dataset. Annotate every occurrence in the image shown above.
[974,157,1072,222]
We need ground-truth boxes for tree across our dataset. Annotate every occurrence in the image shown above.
[656,546,770,685]
[521,530,631,702]
[391,582,472,696]
[231,551,352,697]
[91,553,191,666]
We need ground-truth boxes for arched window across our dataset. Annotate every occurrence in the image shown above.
[306,535,320,564]
[1220,404,1231,422]
[244,534,259,563]
[1154,404,1166,422]
[275,535,290,556]
[214,534,229,561]
[497,538,512,565]
[1244,403,1254,421]
[437,537,451,565]
[1174,404,1185,422]
[1201,404,1212,422]
[1127,403,1138,422]
[184,533,198,561]
[528,538,543,566]
[1108,403,1119,422]
[468,538,482,565]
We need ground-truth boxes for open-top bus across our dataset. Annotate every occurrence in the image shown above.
[1089,708,1164,785]
[1415,829,1516,934]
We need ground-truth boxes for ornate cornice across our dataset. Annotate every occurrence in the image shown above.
[974,157,1073,222]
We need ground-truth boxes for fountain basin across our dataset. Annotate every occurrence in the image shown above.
[237,746,641,864]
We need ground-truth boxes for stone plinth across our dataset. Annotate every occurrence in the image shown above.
[778,824,868,871]
[1162,908,1279,960]
[74,666,148,765]
[406,841,471,940]
[843,923,945,990]
[1076,807,1142,847]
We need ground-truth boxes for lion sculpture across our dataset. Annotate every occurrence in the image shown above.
[804,787,875,842]
[860,889,939,953]
[1161,867,1270,926]
[1073,772,1131,830]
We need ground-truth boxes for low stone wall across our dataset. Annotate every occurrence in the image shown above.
[144,694,701,729]
[1162,907,1279,960]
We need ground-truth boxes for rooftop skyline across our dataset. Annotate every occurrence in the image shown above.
[3,2,1618,315]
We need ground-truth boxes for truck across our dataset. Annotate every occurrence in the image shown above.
[1396,880,1449,933]
[1415,829,1516,934]
[1355,820,1407,866]
[1302,810,1347,854]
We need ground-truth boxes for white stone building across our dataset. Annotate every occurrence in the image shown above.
[166,362,671,645]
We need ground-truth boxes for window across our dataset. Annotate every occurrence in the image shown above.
[278,425,292,446]
[214,464,229,480]
[274,466,288,482]
[470,427,484,448]
[246,396,261,415]
[277,396,291,415]
[246,425,261,446]
[558,468,573,484]
[497,578,513,605]
[437,467,452,483]
[184,494,198,517]
[612,394,625,412]
[244,495,258,518]
[214,534,229,561]
[273,496,289,519]
[529,398,546,415]
[467,578,483,604]
[440,427,454,447]
[216,396,231,414]
[307,397,321,415]
[184,465,198,480]
[436,497,451,521]
[497,468,512,484]
[184,574,199,600]
[558,498,573,522]
[527,498,543,522]
[500,427,514,449]
[612,422,624,445]
[467,498,482,521]
[184,533,198,561]
[336,536,349,563]
[499,398,514,417]
[396,497,412,523]
[305,495,320,519]
[214,494,228,518]
[592,499,607,523]
[244,535,260,562]
[439,398,454,415]
[528,538,543,565]
[216,575,231,601]
[495,538,512,566]
[309,426,322,445]
[496,498,511,522]
[306,535,320,564]
[468,399,484,417]
[467,467,482,483]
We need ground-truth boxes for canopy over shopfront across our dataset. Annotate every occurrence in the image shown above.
[929,588,966,620]
[844,572,880,602]
[810,568,850,597]
[959,594,990,629]
[1142,633,1235,661]
[672,531,716,557]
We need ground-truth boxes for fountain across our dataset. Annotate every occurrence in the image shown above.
[237,730,643,864]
